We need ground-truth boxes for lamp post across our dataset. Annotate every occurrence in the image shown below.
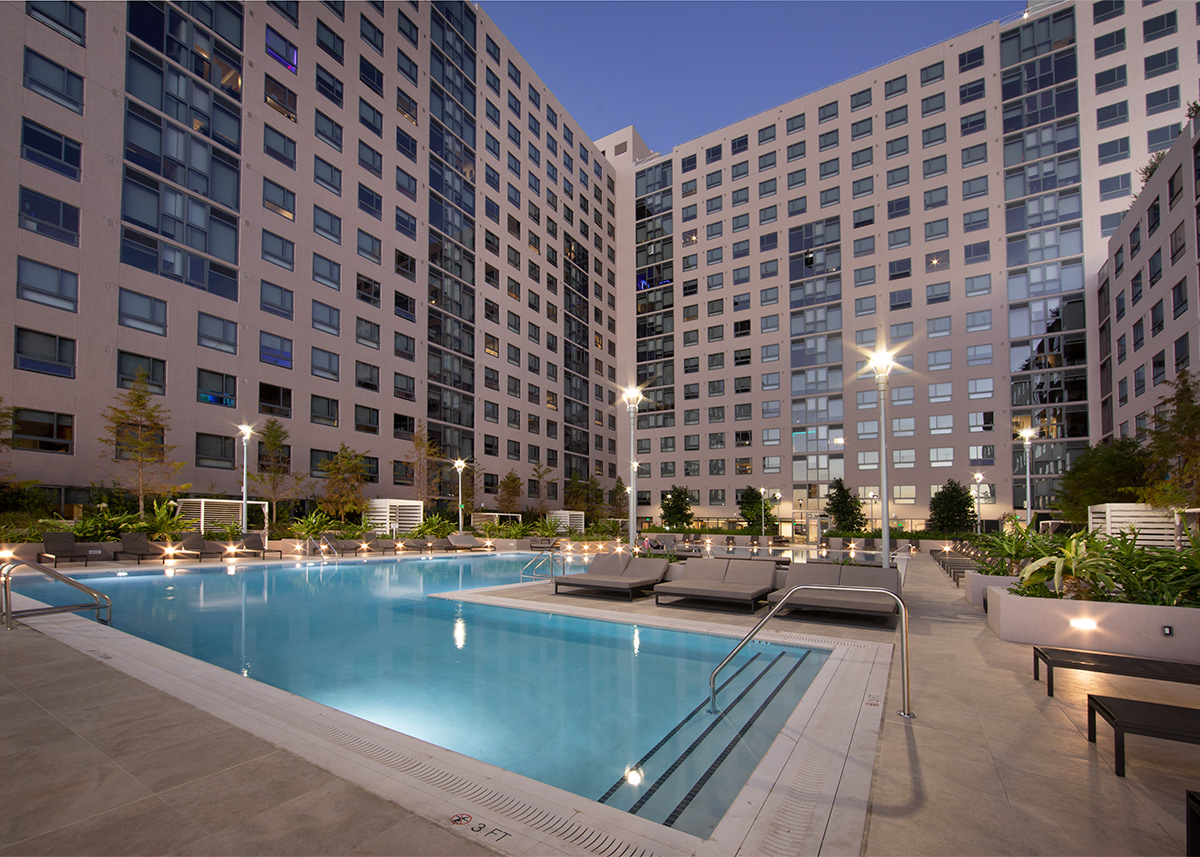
[868,491,877,532]
[760,486,767,537]
[237,424,253,533]
[453,459,466,533]
[1019,427,1036,527]
[869,352,894,570]
[973,471,985,534]
[623,387,643,550]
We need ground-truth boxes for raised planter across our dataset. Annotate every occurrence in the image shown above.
[964,570,1020,609]
[986,588,1200,663]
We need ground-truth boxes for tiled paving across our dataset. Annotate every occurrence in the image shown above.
[1,551,1196,855]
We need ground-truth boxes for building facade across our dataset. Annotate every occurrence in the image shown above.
[3,0,1198,534]
[4,0,623,516]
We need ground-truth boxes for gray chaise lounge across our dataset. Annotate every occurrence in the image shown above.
[767,563,901,617]
[448,534,489,551]
[552,552,669,600]
[653,558,776,612]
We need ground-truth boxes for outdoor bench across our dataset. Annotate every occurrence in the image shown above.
[1087,694,1200,776]
[1033,646,1200,697]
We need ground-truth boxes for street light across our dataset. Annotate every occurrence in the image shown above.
[453,459,466,534]
[760,485,767,537]
[623,387,643,550]
[1019,427,1036,527]
[973,471,985,534]
[237,424,253,533]
[869,351,895,570]
[868,491,878,531]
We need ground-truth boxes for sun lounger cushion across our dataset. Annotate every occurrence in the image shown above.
[448,534,486,550]
[653,558,777,610]
[767,563,900,615]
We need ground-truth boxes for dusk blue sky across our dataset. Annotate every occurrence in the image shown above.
[484,1,1027,154]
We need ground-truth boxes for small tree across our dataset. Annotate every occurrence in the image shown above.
[1055,439,1149,523]
[1142,370,1200,509]
[98,372,189,519]
[317,444,367,521]
[824,478,867,532]
[738,487,779,533]
[404,420,442,507]
[530,461,552,516]
[609,475,629,520]
[496,469,523,514]
[248,418,307,526]
[927,479,978,533]
[563,473,588,511]
[660,485,694,530]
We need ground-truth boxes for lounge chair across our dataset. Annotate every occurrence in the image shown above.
[233,532,283,560]
[428,537,456,552]
[724,536,737,547]
[529,536,560,551]
[398,538,430,552]
[770,535,790,547]
[37,532,89,567]
[318,533,356,556]
[165,532,224,562]
[354,538,396,555]
[553,553,669,600]
[115,532,161,565]
[653,558,777,612]
[448,534,488,551]
[766,563,901,618]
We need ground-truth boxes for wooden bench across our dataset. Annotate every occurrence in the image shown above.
[1033,646,1200,697]
[1087,695,1200,776]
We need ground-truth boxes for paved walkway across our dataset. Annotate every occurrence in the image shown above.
[0,552,1195,855]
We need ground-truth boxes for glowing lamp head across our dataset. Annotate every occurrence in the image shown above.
[974,472,985,484]
[453,458,466,474]
[867,350,895,378]
[622,386,643,407]
[1019,427,1036,443]
[238,424,253,440]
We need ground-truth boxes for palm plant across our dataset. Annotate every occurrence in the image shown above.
[291,510,337,540]
[1019,531,1117,599]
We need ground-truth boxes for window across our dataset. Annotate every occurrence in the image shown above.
[884,74,907,99]
[356,361,379,392]
[961,111,986,135]
[19,187,79,245]
[196,368,236,408]
[923,155,947,178]
[21,118,81,180]
[924,187,948,209]
[1095,29,1126,58]
[962,143,987,167]
[311,347,339,380]
[14,328,75,378]
[1098,137,1130,164]
[195,433,235,469]
[1095,65,1127,94]
[886,136,909,159]
[313,206,341,244]
[1099,174,1131,200]
[887,166,909,188]
[968,378,993,399]
[1143,10,1176,42]
[311,300,340,336]
[920,61,944,85]
[1146,86,1180,116]
[19,257,78,312]
[197,313,236,353]
[1145,48,1178,79]
[264,75,297,121]
[23,49,83,113]
[818,101,838,123]
[890,289,912,311]
[928,316,951,338]
[888,197,910,219]
[922,124,946,148]
[261,230,294,270]
[116,351,164,393]
[923,93,946,116]
[1093,0,1123,24]
[962,176,988,199]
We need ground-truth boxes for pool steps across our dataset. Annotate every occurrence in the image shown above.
[597,648,821,838]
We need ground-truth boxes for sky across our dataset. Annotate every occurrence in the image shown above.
[483,1,1027,154]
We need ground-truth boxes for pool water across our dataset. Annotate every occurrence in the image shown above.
[14,554,829,838]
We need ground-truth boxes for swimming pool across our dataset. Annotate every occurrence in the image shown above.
[14,553,833,840]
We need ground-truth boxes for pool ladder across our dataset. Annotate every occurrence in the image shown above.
[1,560,112,631]
[521,546,563,581]
[709,584,912,719]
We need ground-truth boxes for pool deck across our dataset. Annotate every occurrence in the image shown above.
[1,551,1196,856]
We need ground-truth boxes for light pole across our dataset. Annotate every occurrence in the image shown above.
[1019,427,1036,527]
[454,459,466,533]
[760,486,767,537]
[623,387,643,550]
[869,352,894,570]
[868,491,877,532]
[973,471,985,534]
[238,424,253,533]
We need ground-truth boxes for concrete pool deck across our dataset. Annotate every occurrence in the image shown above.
[1,551,1196,855]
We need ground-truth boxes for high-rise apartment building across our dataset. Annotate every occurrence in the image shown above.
[605,0,1199,538]
[4,0,624,516]
[3,1,1197,534]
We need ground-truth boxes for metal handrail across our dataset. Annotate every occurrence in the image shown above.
[1,560,112,631]
[521,547,563,581]
[709,584,912,718]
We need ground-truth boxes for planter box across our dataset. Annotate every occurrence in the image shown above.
[987,588,1200,664]
[964,570,1020,609]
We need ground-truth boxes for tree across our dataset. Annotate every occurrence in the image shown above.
[824,478,867,532]
[738,487,779,533]
[496,469,523,514]
[0,397,16,484]
[660,485,694,530]
[317,444,367,521]
[609,475,629,520]
[248,418,307,526]
[1054,440,1149,523]
[927,479,978,533]
[98,372,189,519]
[1142,370,1200,509]
[404,420,442,507]
[530,461,552,516]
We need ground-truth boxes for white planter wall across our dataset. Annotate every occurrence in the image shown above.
[987,589,1200,663]
[963,571,1019,609]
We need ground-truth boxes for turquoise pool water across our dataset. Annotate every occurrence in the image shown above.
[14,554,829,838]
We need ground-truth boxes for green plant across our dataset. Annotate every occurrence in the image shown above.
[927,479,977,533]
[971,526,1060,576]
[531,516,561,537]
[204,521,244,542]
[291,510,336,540]
[71,506,140,542]
[1019,531,1117,599]
[132,500,197,540]
[500,519,533,539]
[477,520,505,538]
[412,513,455,538]
[824,479,866,532]
[660,485,694,530]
